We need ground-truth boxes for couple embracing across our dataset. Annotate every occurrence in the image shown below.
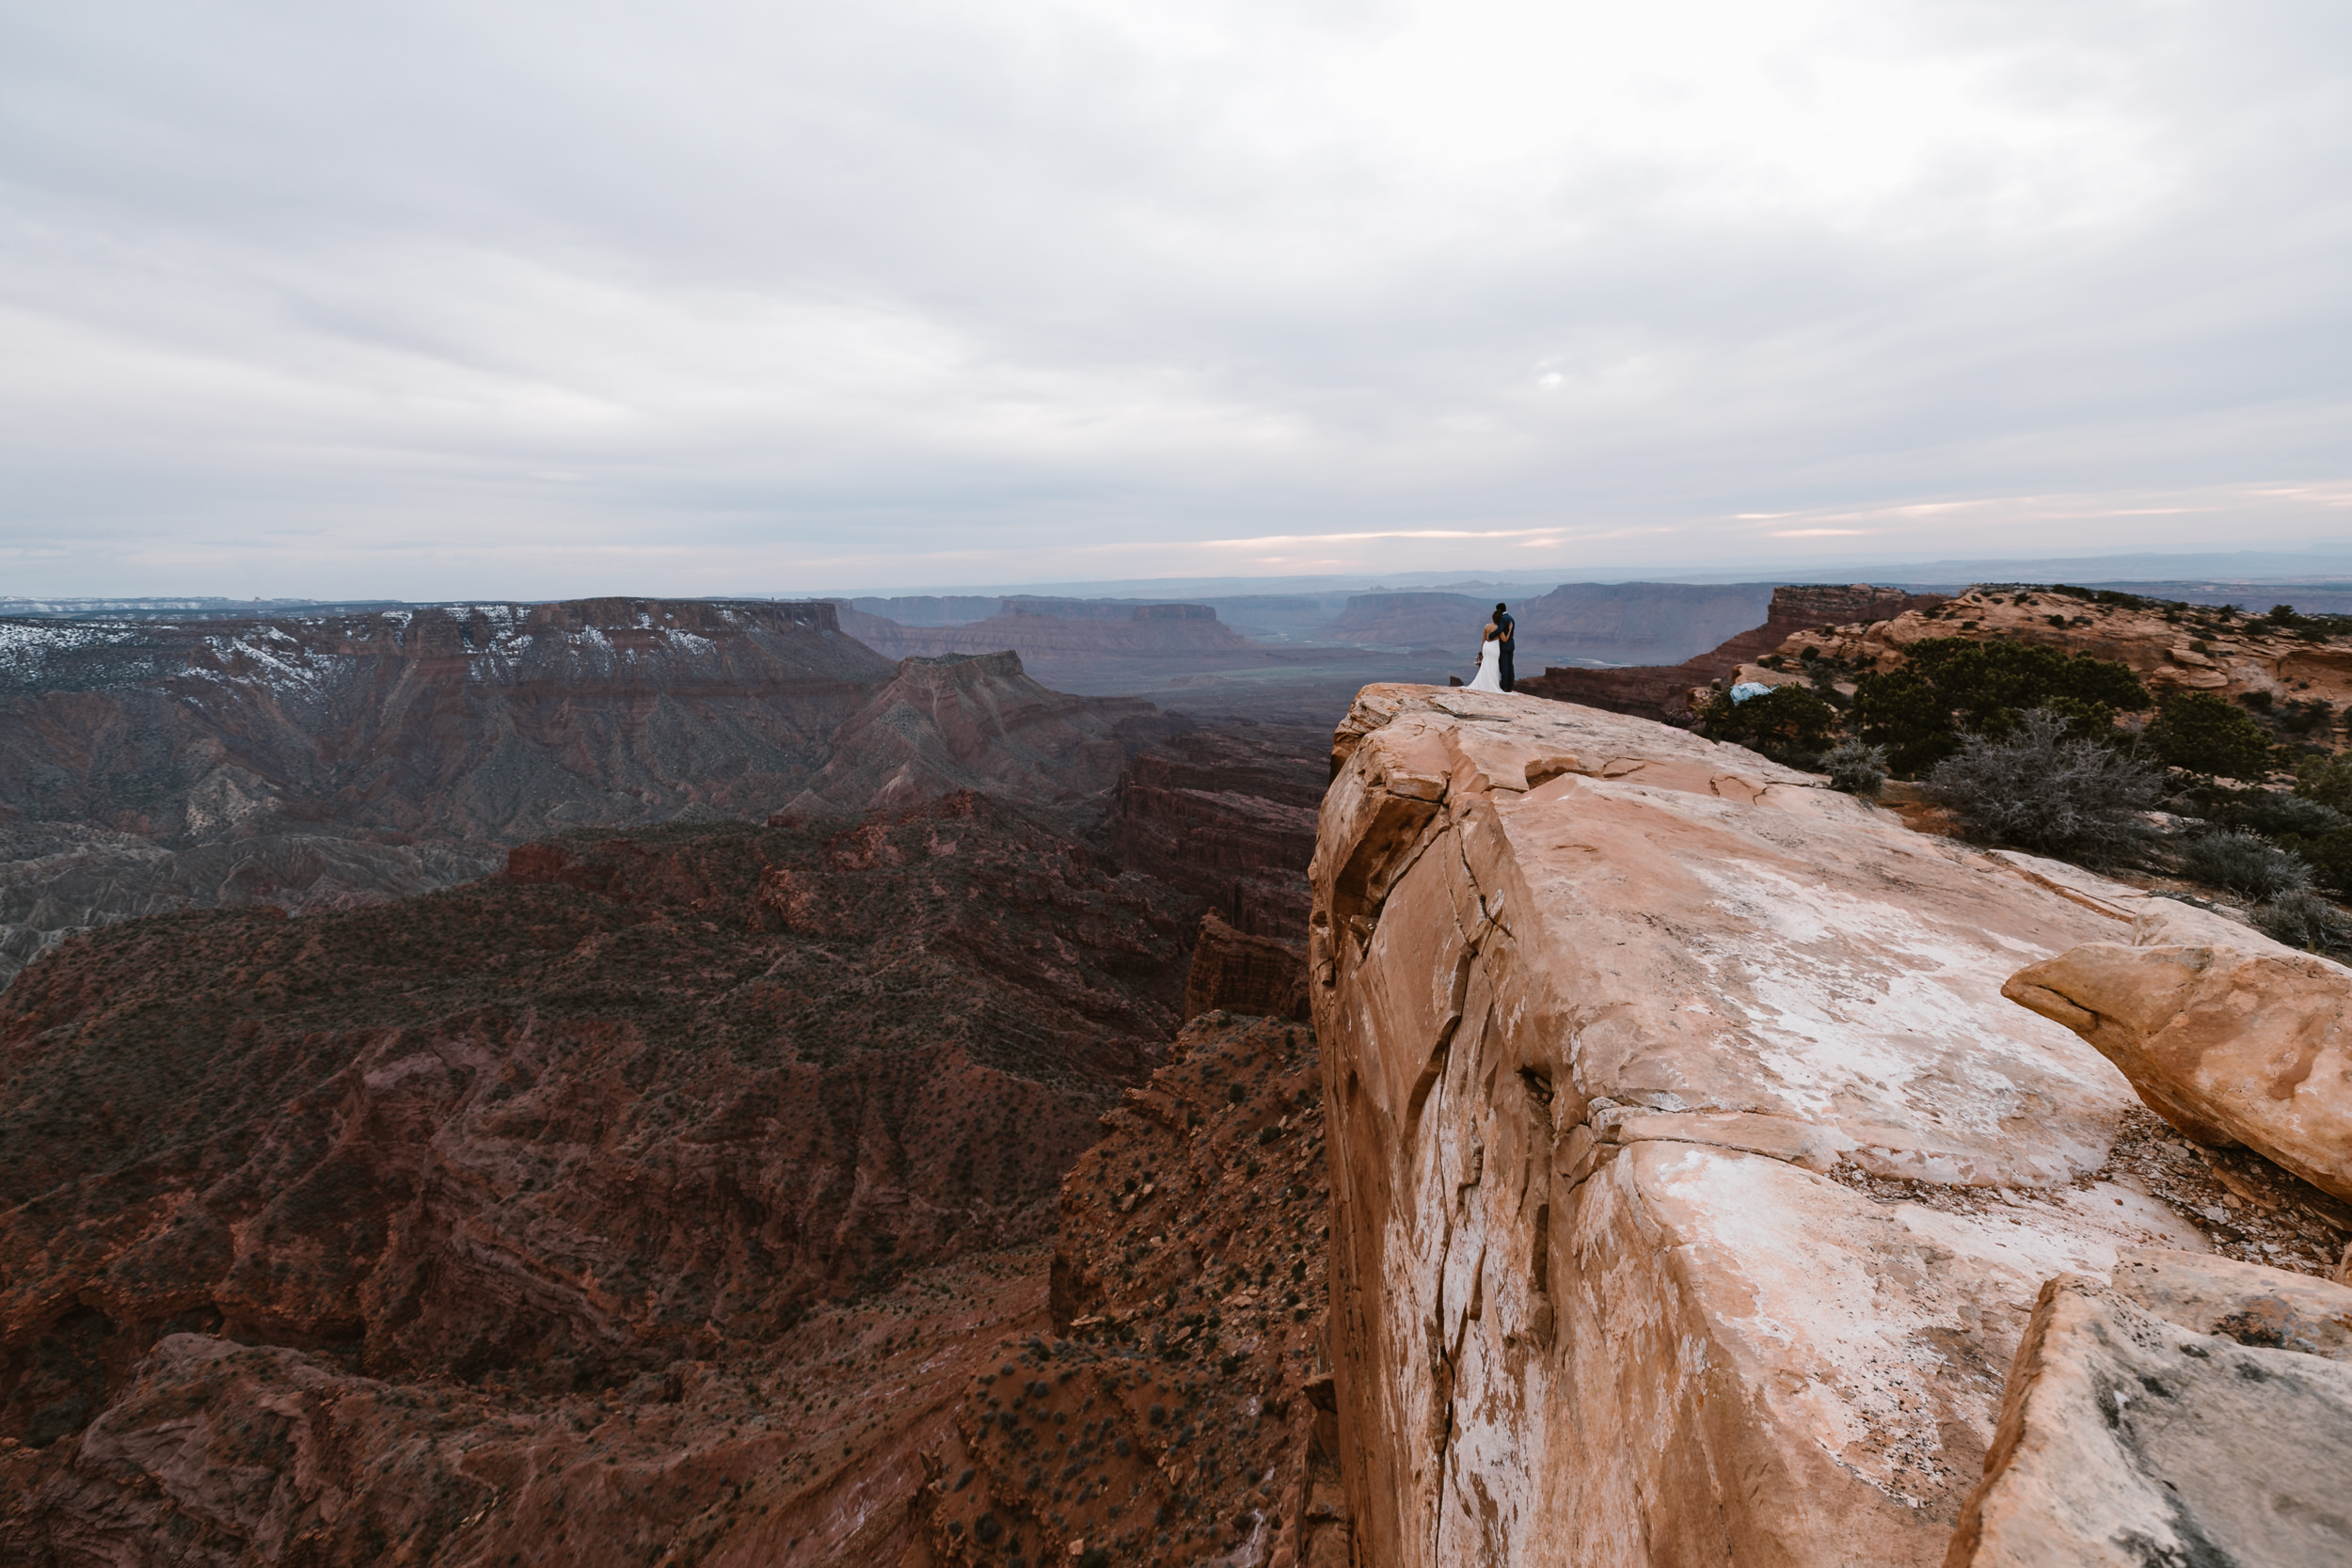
[1466,602,1516,693]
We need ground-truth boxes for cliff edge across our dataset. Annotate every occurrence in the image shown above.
[1308,686,2282,1566]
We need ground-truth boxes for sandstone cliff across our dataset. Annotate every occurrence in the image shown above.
[1517,583,1947,721]
[1308,686,2344,1566]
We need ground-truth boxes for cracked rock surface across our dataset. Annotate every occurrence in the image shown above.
[1309,686,2285,1567]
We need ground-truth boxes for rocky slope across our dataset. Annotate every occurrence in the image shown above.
[0,599,896,988]
[1773,582,2352,707]
[1516,583,1947,720]
[787,652,1179,817]
[0,794,1205,1560]
[913,1011,1342,1568]
[1308,686,2349,1565]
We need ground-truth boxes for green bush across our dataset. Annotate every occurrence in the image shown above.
[1699,684,1836,763]
[1821,738,1888,797]
[2144,692,2277,780]
[2176,831,2312,900]
[1851,639,2149,776]
[2295,754,2352,813]
[2255,891,2352,957]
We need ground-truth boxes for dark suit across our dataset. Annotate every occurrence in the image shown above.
[1495,612,1516,691]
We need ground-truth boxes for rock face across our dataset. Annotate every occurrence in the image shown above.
[914,1012,1341,1567]
[1103,721,1327,1019]
[1517,583,1946,721]
[1946,1251,2352,1567]
[0,795,1202,1559]
[2004,908,2352,1203]
[0,599,894,988]
[1779,584,2352,706]
[785,650,1178,816]
[0,599,887,842]
[1309,686,2256,1567]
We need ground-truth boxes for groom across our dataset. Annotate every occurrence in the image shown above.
[1493,603,1515,691]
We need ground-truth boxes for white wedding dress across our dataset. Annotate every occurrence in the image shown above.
[1468,638,1504,691]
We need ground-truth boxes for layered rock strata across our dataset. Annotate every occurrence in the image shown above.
[1309,686,2264,1566]
[1104,721,1327,1020]
[0,598,895,989]
[785,651,1178,816]
[0,794,1200,1558]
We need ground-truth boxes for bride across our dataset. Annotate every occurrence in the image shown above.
[1467,620,1505,691]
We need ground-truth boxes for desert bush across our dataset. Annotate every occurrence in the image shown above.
[2176,830,2312,900]
[1699,683,1836,763]
[1851,638,2149,775]
[2191,782,2348,839]
[1920,708,2164,860]
[2254,891,2352,957]
[2144,691,2277,780]
[1821,738,1888,797]
[2295,753,2352,813]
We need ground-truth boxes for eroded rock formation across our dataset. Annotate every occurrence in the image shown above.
[0,599,894,988]
[1515,583,1947,721]
[2005,905,2352,1203]
[0,794,1202,1560]
[1777,584,2352,707]
[1308,686,2295,1566]
[785,651,1178,816]
[914,1012,1340,1567]
[1103,721,1327,1021]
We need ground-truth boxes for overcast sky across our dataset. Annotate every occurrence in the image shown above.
[3,0,2348,598]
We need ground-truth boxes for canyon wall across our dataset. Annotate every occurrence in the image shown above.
[1306,687,2312,1566]
[0,599,897,988]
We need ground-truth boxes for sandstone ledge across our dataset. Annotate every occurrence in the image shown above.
[1310,686,2222,1567]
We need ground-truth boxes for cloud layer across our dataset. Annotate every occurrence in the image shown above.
[3,0,2347,595]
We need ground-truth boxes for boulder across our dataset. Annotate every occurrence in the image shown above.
[1310,686,2218,1567]
[1946,1252,2352,1566]
[2003,919,2352,1203]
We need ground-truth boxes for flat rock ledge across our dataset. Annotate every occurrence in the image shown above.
[1309,686,2323,1567]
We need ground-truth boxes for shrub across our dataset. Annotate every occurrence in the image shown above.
[2254,891,2352,957]
[2295,754,2352,814]
[1699,683,1837,762]
[1851,638,2149,776]
[1821,738,1888,797]
[2144,691,2276,779]
[1919,709,2164,861]
[2191,782,2347,839]
[2176,831,2312,900]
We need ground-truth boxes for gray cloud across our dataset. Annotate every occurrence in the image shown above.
[1,0,2347,595]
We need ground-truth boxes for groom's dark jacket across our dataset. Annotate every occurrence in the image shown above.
[1496,612,1516,690]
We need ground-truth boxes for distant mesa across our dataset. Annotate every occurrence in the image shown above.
[0,597,896,987]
